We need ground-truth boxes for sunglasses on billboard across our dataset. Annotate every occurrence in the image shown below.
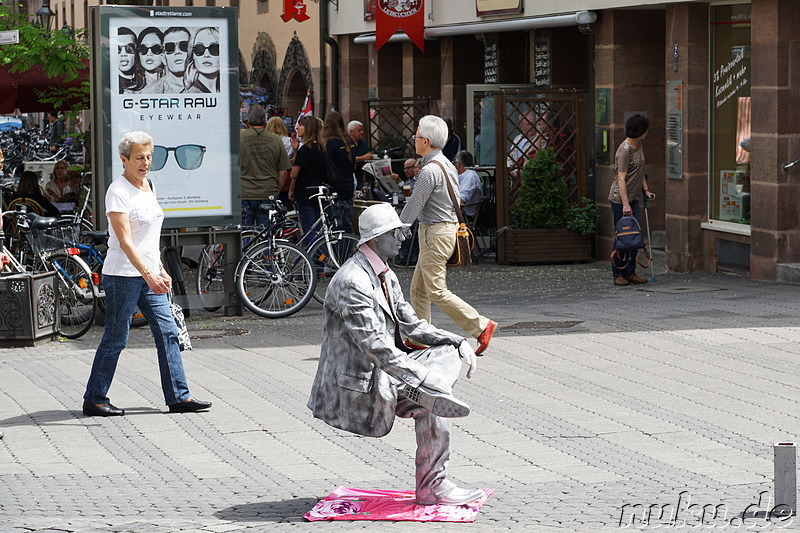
[138,44,163,55]
[151,145,207,171]
[118,43,136,54]
[164,41,189,55]
[192,43,220,57]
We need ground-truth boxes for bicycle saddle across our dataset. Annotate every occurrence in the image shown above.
[83,230,109,246]
[26,213,60,229]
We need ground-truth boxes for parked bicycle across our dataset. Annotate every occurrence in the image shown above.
[1,207,100,338]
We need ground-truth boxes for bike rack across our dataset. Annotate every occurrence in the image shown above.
[160,227,243,316]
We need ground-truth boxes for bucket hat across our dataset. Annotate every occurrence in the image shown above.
[357,203,410,246]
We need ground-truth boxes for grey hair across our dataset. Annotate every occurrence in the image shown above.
[347,120,362,132]
[247,104,267,127]
[454,150,474,168]
[417,115,448,149]
[118,131,153,157]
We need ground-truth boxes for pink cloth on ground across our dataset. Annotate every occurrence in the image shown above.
[304,486,493,522]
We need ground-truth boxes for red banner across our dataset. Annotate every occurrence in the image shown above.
[281,0,310,23]
[375,0,425,52]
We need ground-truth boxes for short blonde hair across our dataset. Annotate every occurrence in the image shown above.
[266,116,288,136]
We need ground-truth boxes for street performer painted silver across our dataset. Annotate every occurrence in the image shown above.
[307,203,484,506]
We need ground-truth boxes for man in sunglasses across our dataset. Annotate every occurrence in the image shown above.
[143,27,190,94]
[308,203,484,507]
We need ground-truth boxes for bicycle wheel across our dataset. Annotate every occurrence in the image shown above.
[196,244,225,312]
[236,241,316,318]
[47,253,97,339]
[308,233,359,304]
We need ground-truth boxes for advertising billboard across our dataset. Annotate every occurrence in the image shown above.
[91,5,240,229]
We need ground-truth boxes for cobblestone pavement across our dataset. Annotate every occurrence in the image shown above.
[2,256,800,532]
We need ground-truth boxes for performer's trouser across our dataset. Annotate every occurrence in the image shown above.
[395,344,462,503]
[410,221,489,338]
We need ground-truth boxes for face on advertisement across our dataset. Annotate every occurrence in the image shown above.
[138,31,163,74]
[117,33,136,75]
[163,29,190,76]
[192,28,220,77]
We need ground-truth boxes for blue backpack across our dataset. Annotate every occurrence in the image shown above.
[611,216,647,268]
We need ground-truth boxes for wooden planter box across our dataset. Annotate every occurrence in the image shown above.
[500,227,593,264]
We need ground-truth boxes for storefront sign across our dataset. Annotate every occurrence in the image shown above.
[91,6,240,228]
[281,0,310,23]
[534,37,550,89]
[375,0,425,52]
[483,38,497,84]
[476,0,522,16]
[667,80,683,180]
[364,0,376,21]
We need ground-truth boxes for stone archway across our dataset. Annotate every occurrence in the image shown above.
[250,32,279,105]
[278,35,313,118]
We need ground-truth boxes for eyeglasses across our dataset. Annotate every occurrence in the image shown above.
[138,44,163,55]
[192,43,220,57]
[118,43,136,54]
[164,41,188,55]
[412,136,427,141]
[403,166,415,170]
[151,144,206,171]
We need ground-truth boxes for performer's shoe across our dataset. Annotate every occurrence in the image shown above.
[625,274,648,284]
[168,398,212,413]
[418,486,485,506]
[475,320,497,355]
[82,401,124,417]
[403,338,428,351]
[613,276,630,286]
[403,385,470,418]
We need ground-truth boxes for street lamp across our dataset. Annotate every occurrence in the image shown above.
[35,0,56,32]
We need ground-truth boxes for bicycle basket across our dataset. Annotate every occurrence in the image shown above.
[29,224,80,255]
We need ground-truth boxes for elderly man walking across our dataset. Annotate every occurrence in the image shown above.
[400,115,497,355]
[308,203,484,506]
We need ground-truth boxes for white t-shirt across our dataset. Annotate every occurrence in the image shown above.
[103,176,164,277]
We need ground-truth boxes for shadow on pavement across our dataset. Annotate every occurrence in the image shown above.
[0,407,162,426]
[215,498,319,522]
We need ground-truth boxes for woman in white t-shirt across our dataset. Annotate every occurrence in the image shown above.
[82,131,211,417]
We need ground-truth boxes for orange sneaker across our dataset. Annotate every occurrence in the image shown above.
[475,320,497,355]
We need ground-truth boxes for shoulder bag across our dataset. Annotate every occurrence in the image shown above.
[428,160,475,268]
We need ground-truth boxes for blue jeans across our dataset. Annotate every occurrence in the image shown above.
[84,275,191,406]
[330,198,353,233]
[610,200,640,278]
[241,200,269,228]
[296,200,320,243]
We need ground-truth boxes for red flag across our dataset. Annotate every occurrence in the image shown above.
[296,91,313,130]
[281,0,310,23]
[375,0,425,52]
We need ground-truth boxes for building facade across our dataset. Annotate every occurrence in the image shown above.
[328,0,799,282]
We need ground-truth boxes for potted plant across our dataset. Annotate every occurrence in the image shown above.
[504,147,597,263]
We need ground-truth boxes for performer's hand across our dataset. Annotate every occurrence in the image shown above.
[458,339,477,379]
[422,371,452,396]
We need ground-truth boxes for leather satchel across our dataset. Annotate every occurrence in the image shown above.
[428,160,475,268]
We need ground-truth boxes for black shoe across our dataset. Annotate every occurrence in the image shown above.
[168,398,212,413]
[82,401,125,417]
[403,386,470,418]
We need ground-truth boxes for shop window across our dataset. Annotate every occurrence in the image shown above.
[709,4,751,225]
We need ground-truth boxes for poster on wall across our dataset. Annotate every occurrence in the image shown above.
[476,0,522,17]
[91,5,240,229]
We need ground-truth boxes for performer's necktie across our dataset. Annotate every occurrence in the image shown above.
[379,272,411,353]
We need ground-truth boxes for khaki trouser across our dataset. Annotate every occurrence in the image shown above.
[410,221,489,338]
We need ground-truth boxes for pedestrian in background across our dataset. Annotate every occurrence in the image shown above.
[82,131,211,417]
[348,120,373,192]
[289,116,326,240]
[400,115,497,355]
[239,105,291,227]
[609,113,655,286]
[322,111,356,232]
[266,116,295,208]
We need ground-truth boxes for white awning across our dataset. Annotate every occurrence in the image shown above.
[353,11,596,44]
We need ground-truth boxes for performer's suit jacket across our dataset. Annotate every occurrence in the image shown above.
[307,251,464,437]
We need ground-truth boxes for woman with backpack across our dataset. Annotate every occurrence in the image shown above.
[609,114,655,286]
